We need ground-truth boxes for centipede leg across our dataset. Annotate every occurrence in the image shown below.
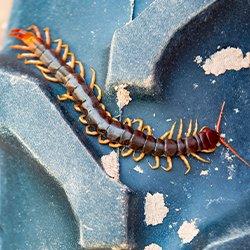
[109,142,122,148]
[42,72,59,82]
[79,115,88,124]
[44,27,51,47]
[133,152,145,162]
[191,153,210,163]
[75,61,85,78]
[142,125,153,135]
[193,119,198,135]
[57,91,75,101]
[67,52,76,69]
[54,39,63,55]
[24,59,43,65]
[99,103,106,111]
[74,103,81,112]
[86,125,98,136]
[17,53,37,59]
[98,135,110,144]
[132,118,144,131]
[160,121,176,140]
[27,24,42,39]
[123,118,132,126]
[90,67,102,101]
[177,119,183,140]
[36,65,50,73]
[168,122,176,139]
[186,119,192,137]
[179,155,191,174]
[62,44,69,61]
[162,156,173,172]
[149,156,160,169]
[121,148,133,157]
[10,45,30,51]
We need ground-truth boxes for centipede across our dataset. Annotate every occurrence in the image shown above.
[9,25,250,174]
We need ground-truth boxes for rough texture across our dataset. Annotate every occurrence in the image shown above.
[0,68,130,249]
[106,0,217,92]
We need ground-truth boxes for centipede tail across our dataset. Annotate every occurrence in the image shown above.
[10,25,250,174]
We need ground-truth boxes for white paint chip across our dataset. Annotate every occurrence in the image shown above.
[101,151,119,181]
[178,220,200,244]
[233,108,240,113]
[144,192,169,226]
[202,47,250,76]
[144,243,162,250]
[133,165,144,174]
[200,170,209,176]
[193,83,199,89]
[115,84,132,109]
[194,55,203,64]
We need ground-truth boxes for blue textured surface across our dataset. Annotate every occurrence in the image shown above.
[0,0,249,249]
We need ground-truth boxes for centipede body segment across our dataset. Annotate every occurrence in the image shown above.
[9,25,250,174]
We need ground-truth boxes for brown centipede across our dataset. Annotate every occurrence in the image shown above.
[9,25,250,174]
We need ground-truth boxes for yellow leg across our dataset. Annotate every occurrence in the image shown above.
[132,118,143,131]
[142,125,153,135]
[109,142,122,148]
[74,103,81,112]
[162,156,173,172]
[62,44,69,61]
[168,122,176,139]
[10,45,30,51]
[191,153,210,163]
[98,135,110,144]
[17,53,37,59]
[57,91,75,101]
[27,24,42,39]
[90,67,96,89]
[99,103,106,111]
[42,72,59,82]
[133,152,145,162]
[24,59,43,65]
[186,119,192,137]
[123,118,132,126]
[121,148,133,157]
[149,156,160,169]
[193,119,198,135]
[44,27,51,47]
[179,155,191,174]
[67,52,76,69]
[90,67,102,101]
[54,39,63,55]
[177,119,183,140]
[36,65,50,73]
[86,125,98,136]
[75,61,85,78]
[79,115,88,124]
[202,148,216,153]
[160,130,170,140]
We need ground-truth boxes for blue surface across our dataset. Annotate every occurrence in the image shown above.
[0,0,250,249]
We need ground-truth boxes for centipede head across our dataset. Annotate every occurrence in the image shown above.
[9,28,39,49]
[215,101,250,167]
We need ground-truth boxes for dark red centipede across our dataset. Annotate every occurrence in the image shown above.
[9,25,250,174]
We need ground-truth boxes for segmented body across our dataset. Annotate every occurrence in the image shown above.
[10,25,249,174]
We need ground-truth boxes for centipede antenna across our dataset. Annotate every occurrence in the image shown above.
[216,101,225,133]
[216,102,250,167]
[220,137,250,167]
